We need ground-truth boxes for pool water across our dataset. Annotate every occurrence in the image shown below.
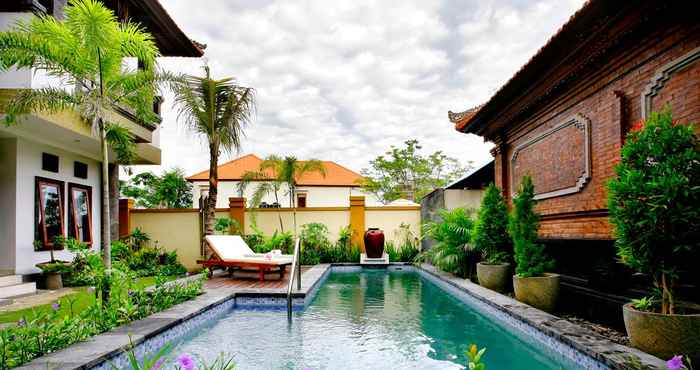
[164,269,585,369]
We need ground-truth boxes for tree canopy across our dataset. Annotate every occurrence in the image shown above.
[120,169,192,209]
[360,139,469,203]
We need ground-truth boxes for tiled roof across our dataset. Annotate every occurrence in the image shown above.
[186,154,364,186]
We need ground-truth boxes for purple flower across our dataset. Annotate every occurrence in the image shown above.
[176,354,195,370]
[51,302,60,311]
[17,318,26,327]
[667,355,685,370]
[87,286,96,294]
[128,290,135,297]
[150,358,164,370]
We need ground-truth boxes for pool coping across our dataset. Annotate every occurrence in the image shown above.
[415,264,666,370]
[15,264,333,370]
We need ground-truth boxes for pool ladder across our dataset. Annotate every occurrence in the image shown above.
[286,237,302,320]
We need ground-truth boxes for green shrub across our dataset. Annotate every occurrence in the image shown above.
[420,208,476,277]
[385,241,399,262]
[473,184,512,264]
[0,272,205,369]
[509,176,551,278]
[608,110,699,314]
[255,231,293,254]
[214,217,241,235]
[300,223,332,264]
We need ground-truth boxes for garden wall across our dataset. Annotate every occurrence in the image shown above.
[125,197,420,271]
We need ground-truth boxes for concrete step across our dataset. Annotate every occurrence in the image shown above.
[0,275,23,288]
[0,282,36,299]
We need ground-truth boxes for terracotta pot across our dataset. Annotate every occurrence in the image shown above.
[513,273,559,313]
[476,262,510,293]
[45,273,63,290]
[623,302,700,363]
[364,228,385,258]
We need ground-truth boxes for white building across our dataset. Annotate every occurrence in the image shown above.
[0,0,202,293]
[187,154,383,208]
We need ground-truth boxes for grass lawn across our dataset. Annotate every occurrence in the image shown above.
[0,276,161,324]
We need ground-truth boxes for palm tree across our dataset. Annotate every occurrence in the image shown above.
[259,155,326,234]
[237,170,284,231]
[173,66,255,236]
[0,0,169,268]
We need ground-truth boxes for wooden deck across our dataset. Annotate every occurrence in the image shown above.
[204,266,310,290]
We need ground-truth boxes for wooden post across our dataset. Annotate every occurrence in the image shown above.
[228,197,246,235]
[349,196,366,252]
[118,198,133,238]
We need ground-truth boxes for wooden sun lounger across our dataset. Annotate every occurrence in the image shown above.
[197,235,293,281]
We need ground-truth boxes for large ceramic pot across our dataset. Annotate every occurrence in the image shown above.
[476,262,510,293]
[513,273,559,313]
[364,228,385,258]
[623,302,700,363]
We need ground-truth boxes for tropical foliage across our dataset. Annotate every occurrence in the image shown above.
[0,0,173,267]
[509,176,551,278]
[173,66,255,237]
[608,110,699,315]
[0,272,205,369]
[360,139,469,203]
[421,208,477,277]
[472,184,511,264]
[120,169,193,209]
[384,223,421,262]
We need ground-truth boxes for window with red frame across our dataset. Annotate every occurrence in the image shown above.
[35,177,65,250]
[68,183,92,244]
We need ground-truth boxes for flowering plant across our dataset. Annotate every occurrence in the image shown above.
[466,344,486,370]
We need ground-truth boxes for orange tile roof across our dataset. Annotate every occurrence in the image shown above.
[186,154,364,186]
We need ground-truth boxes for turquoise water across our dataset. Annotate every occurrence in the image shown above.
[164,270,585,369]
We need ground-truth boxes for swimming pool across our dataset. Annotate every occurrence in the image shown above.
[160,268,586,369]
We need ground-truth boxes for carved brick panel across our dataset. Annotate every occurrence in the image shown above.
[511,114,591,200]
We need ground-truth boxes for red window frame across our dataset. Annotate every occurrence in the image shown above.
[68,183,93,245]
[35,177,65,250]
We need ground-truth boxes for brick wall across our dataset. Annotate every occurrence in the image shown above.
[494,23,700,240]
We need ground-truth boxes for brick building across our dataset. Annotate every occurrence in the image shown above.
[449,1,699,326]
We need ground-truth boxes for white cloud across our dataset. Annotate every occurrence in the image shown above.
[137,0,585,178]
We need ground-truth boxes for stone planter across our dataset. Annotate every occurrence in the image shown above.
[476,262,510,293]
[44,272,63,290]
[623,302,700,363]
[513,273,559,313]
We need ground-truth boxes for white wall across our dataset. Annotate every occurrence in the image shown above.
[0,138,17,274]
[13,138,102,274]
[190,181,382,208]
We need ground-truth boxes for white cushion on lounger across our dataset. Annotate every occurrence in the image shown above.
[204,235,293,264]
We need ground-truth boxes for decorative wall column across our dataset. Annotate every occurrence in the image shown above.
[349,196,366,251]
[228,197,246,234]
[118,198,134,238]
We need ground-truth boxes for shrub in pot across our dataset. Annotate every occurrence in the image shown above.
[608,110,700,362]
[34,236,72,290]
[473,184,512,293]
[509,176,558,313]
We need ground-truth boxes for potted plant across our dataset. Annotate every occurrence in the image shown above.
[473,184,512,293]
[608,110,700,362]
[34,236,72,290]
[510,176,558,312]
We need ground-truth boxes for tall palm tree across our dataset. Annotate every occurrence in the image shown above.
[259,155,326,234]
[173,66,255,236]
[0,0,168,268]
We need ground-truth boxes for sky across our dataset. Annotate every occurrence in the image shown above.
[146,0,586,178]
